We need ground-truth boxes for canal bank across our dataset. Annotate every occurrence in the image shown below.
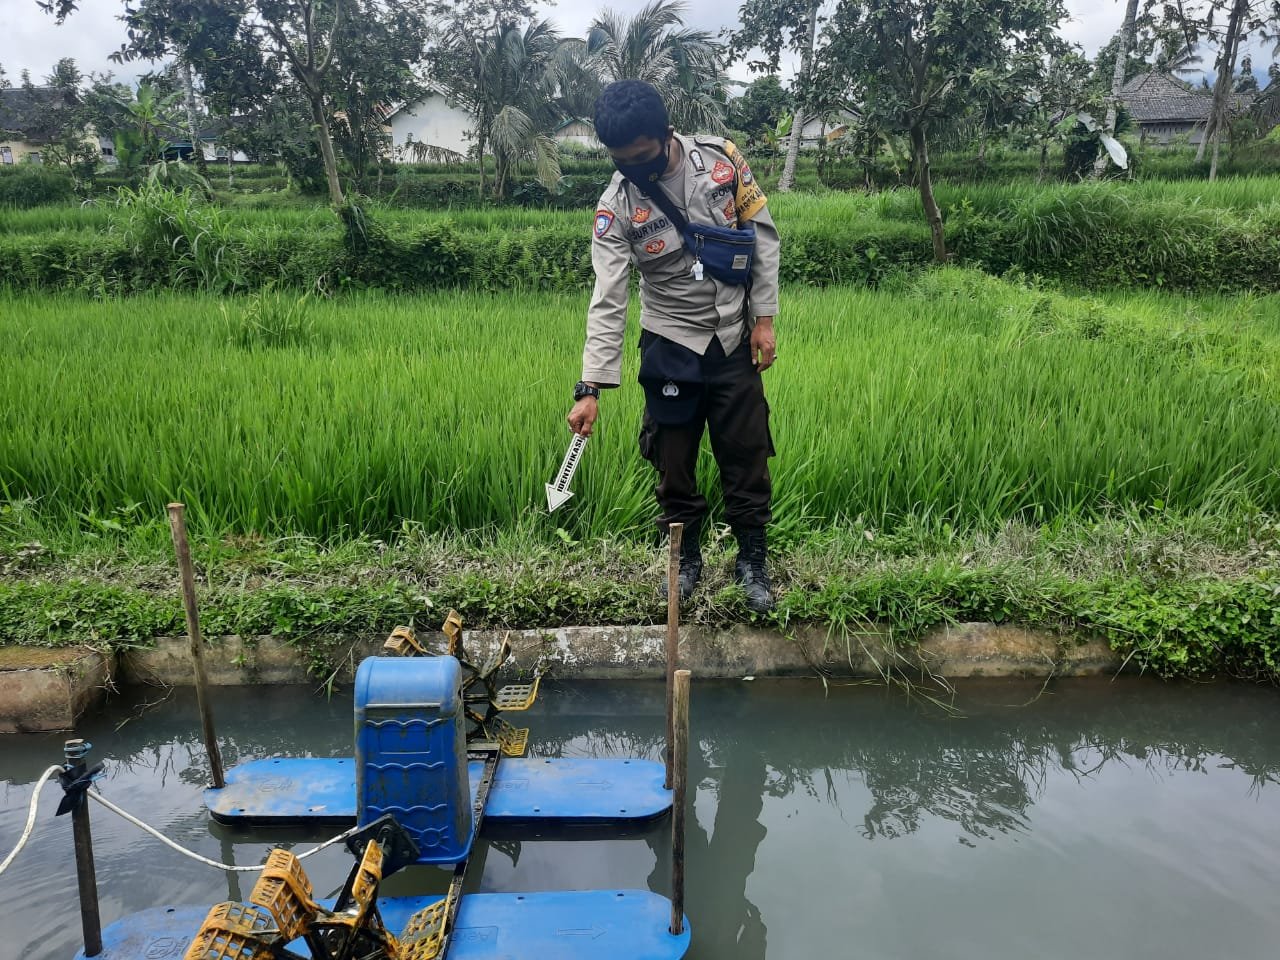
[1,621,1123,731]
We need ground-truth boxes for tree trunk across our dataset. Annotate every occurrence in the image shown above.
[1094,0,1139,178]
[309,91,346,207]
[910,124,947,263]
[779,0,819,193]
[1038,141,1049,182]
[1197,0,1246,176]
[179,59,207,174]
[778,111,804,192]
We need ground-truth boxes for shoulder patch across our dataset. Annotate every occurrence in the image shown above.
[594,209,615,238]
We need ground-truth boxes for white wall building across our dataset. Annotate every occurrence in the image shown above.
[553,118,600,149]
[385,89,474,161]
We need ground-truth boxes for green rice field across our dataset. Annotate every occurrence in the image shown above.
[3,267,1278,541]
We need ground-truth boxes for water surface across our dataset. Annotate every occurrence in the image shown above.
[1,677,1278,959]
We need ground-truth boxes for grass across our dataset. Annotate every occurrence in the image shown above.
[3,503,1278,681]
[6,174,1280,235]
[2,268,1278,542]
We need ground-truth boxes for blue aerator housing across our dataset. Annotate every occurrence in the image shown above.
[354,656,474,864]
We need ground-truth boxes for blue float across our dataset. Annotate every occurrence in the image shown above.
[74,891,691,960]
[207,756,671,825]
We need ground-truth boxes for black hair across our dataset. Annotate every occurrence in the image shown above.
[593,80,670,148]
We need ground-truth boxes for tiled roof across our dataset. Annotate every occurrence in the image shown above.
[1120,72,1251,123]
[0,87,65,138]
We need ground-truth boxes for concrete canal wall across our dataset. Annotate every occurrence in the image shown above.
[1,623,1122,731]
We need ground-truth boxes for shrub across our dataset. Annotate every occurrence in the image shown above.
[223,281,317,349]
[0,167,76,208]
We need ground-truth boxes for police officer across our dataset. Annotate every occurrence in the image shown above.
[566,80,781,614]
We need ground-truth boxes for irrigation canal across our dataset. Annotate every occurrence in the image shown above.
[2,678,1278,959]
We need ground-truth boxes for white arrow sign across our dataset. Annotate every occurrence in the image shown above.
[546,432,588,512]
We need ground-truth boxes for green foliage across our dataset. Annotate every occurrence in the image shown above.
[223,282,316,349]
[109,179,242,292]
[0,167,76,208]
[1059,576,1280,680]
[8,179,1280,295]
[2,539,1278,683]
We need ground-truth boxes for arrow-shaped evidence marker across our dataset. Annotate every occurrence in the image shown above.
[546,432,588,512]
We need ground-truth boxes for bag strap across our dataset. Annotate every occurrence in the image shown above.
[625,177,689,233]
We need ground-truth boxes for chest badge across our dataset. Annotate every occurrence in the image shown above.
[662,381,680,397]
[632,207,651,224]
[711,160,734,184]
[645,239,666,255]
[723,199,736,221]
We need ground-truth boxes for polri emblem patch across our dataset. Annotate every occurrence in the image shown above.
[633,207,651,224]
[711,160,734,184]
[594,210,614,238]
[645,239,666,255]
[662,381,680,397]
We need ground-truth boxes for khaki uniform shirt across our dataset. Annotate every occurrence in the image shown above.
[582,134,781,387]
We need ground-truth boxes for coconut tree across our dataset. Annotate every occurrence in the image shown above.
[584,0,729,133]
[439,18,569,198]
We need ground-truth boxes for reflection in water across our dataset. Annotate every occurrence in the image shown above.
[1,678,1278,960]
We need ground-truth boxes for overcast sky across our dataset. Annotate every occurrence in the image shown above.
[0,0,1239,90]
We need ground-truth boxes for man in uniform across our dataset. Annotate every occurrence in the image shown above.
[566,80,781,614]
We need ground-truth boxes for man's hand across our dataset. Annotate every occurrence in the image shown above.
[567,397,599,436]
[751,317,776,371]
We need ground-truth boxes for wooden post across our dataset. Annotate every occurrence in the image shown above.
[670,669,690,936]
[664,522,683,790]
[167,503,225,789]
[65,739,102,957]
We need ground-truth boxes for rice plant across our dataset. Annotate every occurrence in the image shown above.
[1,270,1277,542]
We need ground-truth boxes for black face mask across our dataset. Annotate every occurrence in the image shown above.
[614,141,670,185]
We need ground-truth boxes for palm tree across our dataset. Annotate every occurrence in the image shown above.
[585,0,729,134]
[441,18,570,198]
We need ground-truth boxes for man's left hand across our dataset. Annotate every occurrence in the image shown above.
[751,317,776,371]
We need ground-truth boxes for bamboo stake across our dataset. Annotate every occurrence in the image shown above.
[664,522,683,790]
[670,669,690,936]
[167,503,225,789]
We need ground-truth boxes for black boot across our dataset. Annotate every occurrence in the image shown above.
[733,526,774,614]
[659,520,703,603]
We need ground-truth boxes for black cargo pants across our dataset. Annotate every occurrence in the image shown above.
[638,330,774,531]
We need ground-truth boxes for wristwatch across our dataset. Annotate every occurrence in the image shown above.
[574,381,601,402]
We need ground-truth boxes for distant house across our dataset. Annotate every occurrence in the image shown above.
[798,109,861,149]
[0,86,80,165]
[160,122,252,164]
[384,87,473,161]
[553,118,599,149]
[1120,72,1253,145]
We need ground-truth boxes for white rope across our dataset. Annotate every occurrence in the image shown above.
[88,788,361,873]
[0,765,63,877]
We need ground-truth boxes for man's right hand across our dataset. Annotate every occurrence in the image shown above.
[567,397,599,436]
